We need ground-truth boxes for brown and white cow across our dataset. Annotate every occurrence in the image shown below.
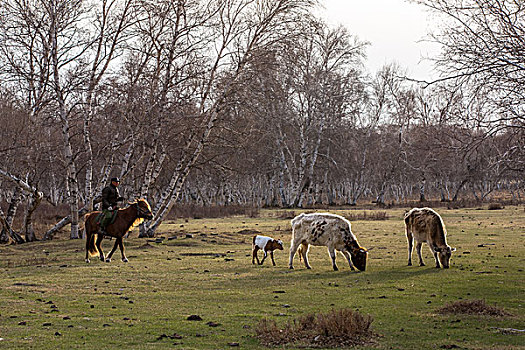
[404,207,455,268]
[252,235,284,266]
[289,213,368,271]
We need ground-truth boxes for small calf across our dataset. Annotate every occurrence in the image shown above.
[252,235,284,266]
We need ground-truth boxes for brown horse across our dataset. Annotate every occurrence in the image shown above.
[85,198,153,263]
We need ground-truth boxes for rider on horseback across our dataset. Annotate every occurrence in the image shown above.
[99,177,124,236]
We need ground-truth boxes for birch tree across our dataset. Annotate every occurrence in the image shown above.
[81,0,136,211]
[0,0,56,240]
[253,22,367,207]
[136,0,317,235]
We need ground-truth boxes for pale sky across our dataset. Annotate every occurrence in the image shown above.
[318,0,441,81]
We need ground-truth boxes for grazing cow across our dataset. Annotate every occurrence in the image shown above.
[252,235,284,266]
[289,213,368,271]
[404,207,455,268]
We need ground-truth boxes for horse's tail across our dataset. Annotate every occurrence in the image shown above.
[85,212,100,257]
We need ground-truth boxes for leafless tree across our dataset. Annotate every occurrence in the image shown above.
[246,21,367,207]
[139,0,317,235]
[414,0,524,130]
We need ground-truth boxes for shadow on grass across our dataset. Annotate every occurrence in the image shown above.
[233,263,445,287]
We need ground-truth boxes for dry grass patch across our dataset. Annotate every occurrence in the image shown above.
[255,308,375,348]
[167,204,260,219]
[275,210,389,221]
[437,299,511,317]
[345,210,388,221]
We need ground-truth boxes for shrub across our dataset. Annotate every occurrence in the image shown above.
[487,203,504,210]
[255,308,374,348]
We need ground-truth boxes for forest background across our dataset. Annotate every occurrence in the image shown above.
[0,0,523,243]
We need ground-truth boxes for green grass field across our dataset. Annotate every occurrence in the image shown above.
[1,206,523,349]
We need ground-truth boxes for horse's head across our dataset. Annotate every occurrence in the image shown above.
[135,199,153,220]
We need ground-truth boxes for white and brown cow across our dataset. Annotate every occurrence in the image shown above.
[289,213,368,271]
[252,235,284,266]
[404,207,455,268]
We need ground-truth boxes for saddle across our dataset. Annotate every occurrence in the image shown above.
[96,209,119,227]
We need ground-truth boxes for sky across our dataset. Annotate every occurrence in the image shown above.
[318,0,441,81]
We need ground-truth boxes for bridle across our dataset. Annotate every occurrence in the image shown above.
[135,202,152,218]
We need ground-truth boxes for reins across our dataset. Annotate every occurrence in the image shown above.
[135,201,150,218]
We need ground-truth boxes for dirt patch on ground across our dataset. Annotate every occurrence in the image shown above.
[437,299,511,317]
[237,229,261,235]
[137,242,156,249]
[255,308,375,348]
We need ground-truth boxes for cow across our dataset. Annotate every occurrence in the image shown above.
[252,235,284,266]
[404,207,455,268]
[289,213,368,271]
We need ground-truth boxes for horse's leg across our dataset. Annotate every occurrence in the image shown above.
[95,234,105,261]
[105,238,119,263]
[85,230,91,263]
[118,238,128,262]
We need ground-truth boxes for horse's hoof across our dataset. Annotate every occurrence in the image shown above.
[122,258,129,263]
[105,258,111,263]
[85,259,90,263]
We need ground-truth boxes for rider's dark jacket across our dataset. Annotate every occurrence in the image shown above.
[101,184,123,210]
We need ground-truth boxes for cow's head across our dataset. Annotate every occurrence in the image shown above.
[349,246,368,271]
[275,239,284,250]
[434,245,456,268]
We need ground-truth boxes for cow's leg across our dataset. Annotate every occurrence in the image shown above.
[270,251,276,266]
[328,247,338,271]
[300,243,311,269]
[105,238,119,262]
[430,247,440,268]
[95,234,105,261]
[342,250,355,271]
[118,238,128,262]
[289,239,300,269]
[252,247,260,265]
[416,242,425,266]
[406,230,414,266]
[260,251,267,265]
